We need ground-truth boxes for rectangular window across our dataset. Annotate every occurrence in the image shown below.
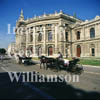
[48,31,52,41]
[65,32,68,41]
[92,48,95,56]
[77,31,80,40]
[46,24,52,27]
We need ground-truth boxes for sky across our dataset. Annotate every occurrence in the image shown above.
[0,0,100,48]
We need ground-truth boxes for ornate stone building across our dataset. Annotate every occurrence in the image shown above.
[15,10,100,57]
[8,42,16,56]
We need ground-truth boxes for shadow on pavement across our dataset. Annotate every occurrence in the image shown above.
[0,72,100,99]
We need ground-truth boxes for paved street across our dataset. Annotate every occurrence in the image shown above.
[0,58,100,99]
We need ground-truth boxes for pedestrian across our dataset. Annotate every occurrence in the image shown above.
[0,55,3,62]
[15,55,20,64]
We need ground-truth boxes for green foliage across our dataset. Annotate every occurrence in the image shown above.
[80,59,100,66]
[0,48,6,54]
[32,57,39,61]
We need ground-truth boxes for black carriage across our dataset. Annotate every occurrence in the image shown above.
[67,58,84,74]
[39,56,84,74]
[18,57,33,65]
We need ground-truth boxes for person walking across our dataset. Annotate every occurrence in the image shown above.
[0,55,3,62]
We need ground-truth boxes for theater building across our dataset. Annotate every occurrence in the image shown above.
[15,10,100,57]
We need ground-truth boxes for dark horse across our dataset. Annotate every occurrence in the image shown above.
[39,56,47,69]
[39,56,58,70]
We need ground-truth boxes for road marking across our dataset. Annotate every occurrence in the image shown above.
[84,71,100,75]
[0,63,8,68]
[1,67,10,72]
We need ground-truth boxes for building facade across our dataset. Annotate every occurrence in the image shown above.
[8,42,16,56]
[15,10,100,57]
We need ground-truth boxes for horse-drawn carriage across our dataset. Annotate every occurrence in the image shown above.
[39,56,84,74]
[18,57,33,65]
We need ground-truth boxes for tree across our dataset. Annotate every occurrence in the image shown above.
[0,48,6,55]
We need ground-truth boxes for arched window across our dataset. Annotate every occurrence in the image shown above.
[37,47,42,56]
[90,28,95,38]
[90,44,95,56]
[38,33,42,41]
[91,48,95,56]
[65,32,68,41]
[30,47,33,53]
[76,31,80,40]
[77,45,81,57]
[48,46,53,56]
[48,31,52,41]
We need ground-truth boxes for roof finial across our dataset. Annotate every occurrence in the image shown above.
[19,9,24,21]
[60,10,63,14]
[21,9,23,15]
[55,10,57,14]
[43,12,46,17]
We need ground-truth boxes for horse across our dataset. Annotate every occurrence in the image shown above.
[39,56,58,70]
[39,56,47,69]
[45,57,58,70]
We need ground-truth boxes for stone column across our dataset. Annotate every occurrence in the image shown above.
[82,43,85,57]
[67,28,73,57]
[16,29,19,52]
[83,26,85,40]
[42,25,46,56]
[25,28,29,56]
[19,34,22,50]
[54,24,58,56]
[33,27,36,57]
[63,27,66,56]
[26,29,28,50]
[52,24,55,41]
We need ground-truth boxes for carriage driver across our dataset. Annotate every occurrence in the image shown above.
[57,52,69,67]
[57,52,63,60]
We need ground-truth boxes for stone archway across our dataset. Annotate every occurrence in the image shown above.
[90,44,95,56]
[37,47,42,56]
[30,46,33,53]
[48,46,53,56]
[77,45,81,57]
[26,46,33,57]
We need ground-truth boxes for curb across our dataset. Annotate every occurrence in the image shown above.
[83,65,100,68]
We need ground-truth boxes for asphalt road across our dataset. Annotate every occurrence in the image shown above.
[0,58,100,99]
[0,67,4,72]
